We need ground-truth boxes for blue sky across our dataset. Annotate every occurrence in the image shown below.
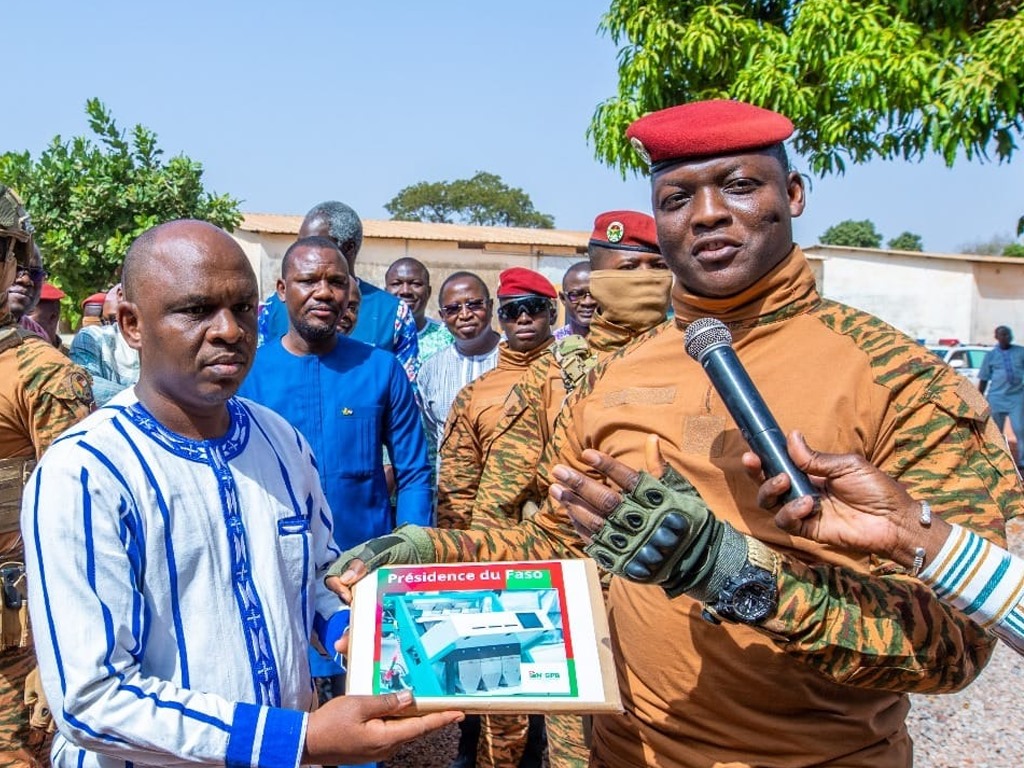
[8,1,1023,253]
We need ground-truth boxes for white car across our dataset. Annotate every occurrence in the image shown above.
[925,343,990,387]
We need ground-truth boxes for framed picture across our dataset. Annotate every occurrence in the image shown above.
[346,559,621,714]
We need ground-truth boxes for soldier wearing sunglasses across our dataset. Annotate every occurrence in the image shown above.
[437,267,591,768]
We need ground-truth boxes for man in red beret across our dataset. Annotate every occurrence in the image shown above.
[80,291,107,328]
[583,209,672,358]
[328,100,1014,768]
[26,282,66,350]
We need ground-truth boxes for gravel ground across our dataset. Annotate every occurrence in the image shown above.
[387,519,1024,768]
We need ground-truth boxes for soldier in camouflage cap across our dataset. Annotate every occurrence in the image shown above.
[0,184,94,767]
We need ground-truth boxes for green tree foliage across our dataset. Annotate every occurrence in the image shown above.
[0,99,241,316]
[384,171,555,228]
[887,231,925,251]
[589,0,1024,177]
[1001,242,1024,257]
[820,219,884,248]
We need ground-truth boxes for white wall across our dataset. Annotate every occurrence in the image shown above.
[818,251,975,342]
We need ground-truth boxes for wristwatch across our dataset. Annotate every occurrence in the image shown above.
[701,538,778,625]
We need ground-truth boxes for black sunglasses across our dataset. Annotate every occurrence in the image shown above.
[440,298,488,318]
[497,296,551,323]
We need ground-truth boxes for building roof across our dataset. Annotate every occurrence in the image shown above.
[806,243,1024,266]
[238,213,590,249]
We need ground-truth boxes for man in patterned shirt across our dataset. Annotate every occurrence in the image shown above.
[328,100,1018,768]
[386,257,453,364]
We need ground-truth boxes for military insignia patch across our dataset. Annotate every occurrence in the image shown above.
[630,136,651,165]
[68,370,93,402]
[606,221,625,244]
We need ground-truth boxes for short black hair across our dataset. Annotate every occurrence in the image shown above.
[439,270,489,302]
[281,236,344,278]
[386,256,430,284]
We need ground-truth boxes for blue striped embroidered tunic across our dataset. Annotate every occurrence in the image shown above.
[921,523,1024,656]
[22,389,346,768]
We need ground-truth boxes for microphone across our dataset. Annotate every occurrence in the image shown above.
[684,317,819,507]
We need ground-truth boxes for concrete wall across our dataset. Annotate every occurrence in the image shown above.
[815,249,974,342]
[972,262,1024,343]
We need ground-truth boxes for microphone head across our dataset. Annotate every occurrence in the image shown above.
[684,317,732,362]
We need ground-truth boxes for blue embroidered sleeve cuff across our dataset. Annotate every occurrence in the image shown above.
[227,704,307,768]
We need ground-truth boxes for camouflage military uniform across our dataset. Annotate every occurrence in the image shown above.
[0,187,94,768]
[0,327,94,768]
[382,247,1016,767]
[435,336,592,768]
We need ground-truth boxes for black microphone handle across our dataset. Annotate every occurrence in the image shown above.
[700,346,819,505]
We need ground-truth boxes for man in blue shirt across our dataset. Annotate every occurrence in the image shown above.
[979,324,1024,465]
[258,202,420,385]
[242,235,432,550]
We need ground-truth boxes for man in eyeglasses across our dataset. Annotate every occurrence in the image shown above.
[554,262,597,340]
[0,183,94,768]
[418,272,501,456]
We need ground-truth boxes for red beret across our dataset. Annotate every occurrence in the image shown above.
[496,267,557,299]
[589,211,659,253]
[82,292,107,307]
[39,282,66,301]
[626,99,794,171]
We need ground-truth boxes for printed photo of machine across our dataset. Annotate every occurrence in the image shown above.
[378,588,566,697]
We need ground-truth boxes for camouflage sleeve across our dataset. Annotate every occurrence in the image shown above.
[16,339,94,457]
[471,374,547,526]
[426,371,595,561]
[428,497,587,564]
[760,553,995,694]
[767,307,1018,691]
[435,385,484,529]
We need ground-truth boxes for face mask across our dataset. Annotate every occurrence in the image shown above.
[588,269,673,332]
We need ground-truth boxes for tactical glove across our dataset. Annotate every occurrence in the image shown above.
[326,524,437,580]
[584,465,725,597]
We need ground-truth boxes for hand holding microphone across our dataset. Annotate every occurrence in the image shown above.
[684,317,820,508]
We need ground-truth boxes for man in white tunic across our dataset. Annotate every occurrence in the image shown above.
[21,220,460,768]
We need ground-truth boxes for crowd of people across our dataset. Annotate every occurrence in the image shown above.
[1,97,1023,768]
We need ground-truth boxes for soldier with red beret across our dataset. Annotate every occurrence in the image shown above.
[329,100,1015,768]
[437,267,583,768]
[26,282,67,350]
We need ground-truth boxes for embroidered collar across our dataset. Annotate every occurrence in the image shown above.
[125,398,250,463]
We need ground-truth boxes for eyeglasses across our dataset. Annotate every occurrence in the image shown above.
[496,297,551,323]
[563,289,593,303]
[16,265,46,283]
[440,298,488,318]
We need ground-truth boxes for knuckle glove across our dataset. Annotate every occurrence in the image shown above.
[584,465,724,597]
